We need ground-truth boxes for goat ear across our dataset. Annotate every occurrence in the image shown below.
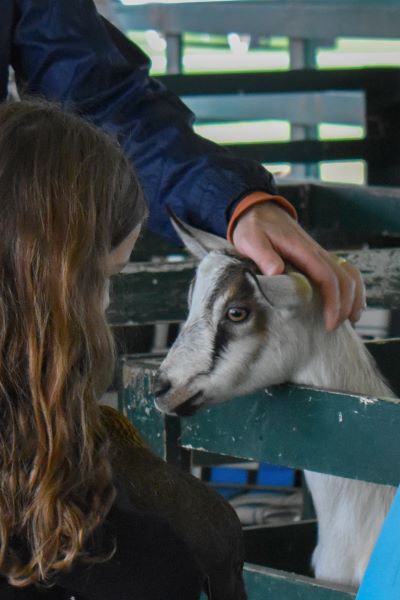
[256,272,313,308]
[168,209,232,260]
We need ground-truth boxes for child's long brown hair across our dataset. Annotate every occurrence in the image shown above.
[0,100,146,586]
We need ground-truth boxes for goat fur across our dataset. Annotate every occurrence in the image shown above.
[156,217,397,589]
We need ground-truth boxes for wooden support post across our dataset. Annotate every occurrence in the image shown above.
[289,38,319,179]
[365,93,400,186]
[166,33,183,74]
[165,415,191,472]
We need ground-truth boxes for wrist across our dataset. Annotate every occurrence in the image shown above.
[227,192,297,243]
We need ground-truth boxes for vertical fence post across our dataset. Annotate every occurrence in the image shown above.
[289,38,319,179]
[166,33,184,74]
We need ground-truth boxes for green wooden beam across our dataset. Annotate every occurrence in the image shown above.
[118,355,167,457]
[120,340,400,481]
[344,249,400,310]
[243,564,355,600]
[108,248,400,325]
[108,261,195,325]
[179,384,400,486]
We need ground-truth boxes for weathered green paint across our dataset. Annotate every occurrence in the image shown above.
[120,340,400,484]
[109,247,400,325]
[179,386,400,486]
[342,249,400,309]
[119,356,167,457]
[243,564,355,600]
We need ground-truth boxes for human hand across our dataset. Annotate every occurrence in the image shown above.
[232,202,365,331]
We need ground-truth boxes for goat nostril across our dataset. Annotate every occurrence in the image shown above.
[153,376,172,397]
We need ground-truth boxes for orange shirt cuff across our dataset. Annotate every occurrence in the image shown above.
[226,192,298,243]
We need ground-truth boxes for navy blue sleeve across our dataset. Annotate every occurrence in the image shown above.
[11,0,277,242]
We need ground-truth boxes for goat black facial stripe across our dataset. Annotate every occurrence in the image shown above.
[209,321,232,372]
[206,265,257,372]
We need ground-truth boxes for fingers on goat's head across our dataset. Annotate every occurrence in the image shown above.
[155,246,313,416]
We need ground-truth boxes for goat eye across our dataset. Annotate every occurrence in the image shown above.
[226,307,249,322]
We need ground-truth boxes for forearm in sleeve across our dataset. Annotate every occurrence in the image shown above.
[12,0,279,242]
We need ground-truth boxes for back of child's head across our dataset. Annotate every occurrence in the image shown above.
[0,99,147,587]
[0,99,147,249]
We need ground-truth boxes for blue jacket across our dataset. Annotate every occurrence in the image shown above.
[2,0,277,242]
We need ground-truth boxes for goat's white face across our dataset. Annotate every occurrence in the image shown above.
[154,216,314,416]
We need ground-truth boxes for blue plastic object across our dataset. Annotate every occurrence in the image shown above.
[356,485,400,599]
[211,463,294,498]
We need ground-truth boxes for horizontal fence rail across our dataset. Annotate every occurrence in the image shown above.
[178,384,400,486]
[119,338,400,485]
[129,182,400,262]
[157,68,400,98]
[183,91,365,126]
[108,246,400,325]
[154,69,400,184]
[243,564,355,600]
[116,1,400,39]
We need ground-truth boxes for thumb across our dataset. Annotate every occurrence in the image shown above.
[233,231,285,276]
